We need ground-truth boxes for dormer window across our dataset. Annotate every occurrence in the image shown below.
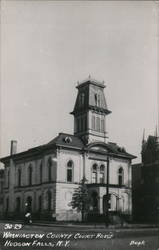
[64,137,72,143]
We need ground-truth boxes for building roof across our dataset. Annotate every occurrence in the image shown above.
[48,133,84,149]
[0,132,136,164]
[71,77,111,115]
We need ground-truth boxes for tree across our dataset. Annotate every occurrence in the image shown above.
[69,178,90,221]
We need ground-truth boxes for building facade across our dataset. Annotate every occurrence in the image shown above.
[132,134,159,222]
[0,78,136,221]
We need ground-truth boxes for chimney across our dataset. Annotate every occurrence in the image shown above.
[10,140,17,155]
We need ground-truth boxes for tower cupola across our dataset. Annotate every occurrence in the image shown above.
[70,77,111,144]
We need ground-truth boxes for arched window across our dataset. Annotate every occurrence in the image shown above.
[47,158,52,182]
[92,164,98,183]
[17,169,21,187]
[118,167,124,186]
[16,197,21,212]
[40,161,43,184]
[28,165,32,186]
[100,165,105,183]
[67,160,73,182]
[48,190,52,211]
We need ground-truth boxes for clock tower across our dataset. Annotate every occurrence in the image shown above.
[71,77,111,144]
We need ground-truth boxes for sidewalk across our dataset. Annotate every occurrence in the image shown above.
[1,219,159,230]
[32,221,159,230]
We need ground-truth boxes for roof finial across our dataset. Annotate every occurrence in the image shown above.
[88,74,91,80]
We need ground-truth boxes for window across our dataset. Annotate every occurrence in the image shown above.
[101,119,105,132]
[118,167,124,186]
[92,164,98,183]
[81,93,85,106]
[48,190,52,211]
[100,165,105,183]
[67,160,73,182]
[79,93,85,107]
[92,115,95,130]
[94,93,100,107]
[17,169,21,187]
[96,117,100,131]
[47,158,52,182]
[97,94,101,106]
[94,94,97,106]
[40,162,43,184]
[28,165,32,186]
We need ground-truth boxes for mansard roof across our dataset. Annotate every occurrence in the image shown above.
[0,133,136,164]
[48,133,84,149]
[71,77,111,115]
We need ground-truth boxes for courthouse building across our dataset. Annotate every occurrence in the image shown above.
[0,78,136,221]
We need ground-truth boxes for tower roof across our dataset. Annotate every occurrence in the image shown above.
[71,77,111,115]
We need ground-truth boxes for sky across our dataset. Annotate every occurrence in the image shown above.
[0,0,159,165]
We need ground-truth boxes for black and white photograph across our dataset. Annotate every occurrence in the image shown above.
[0,0,159,249]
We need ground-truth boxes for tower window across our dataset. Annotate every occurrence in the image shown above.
[97,94,101,106]
[92,164,98,183]
[101,119,105,132]
[81,93,85,106]
[67,160,73,182]
[94,94,97,106]
[118,167,124,186]
[94,93,100,107]
[79,93,85,107]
